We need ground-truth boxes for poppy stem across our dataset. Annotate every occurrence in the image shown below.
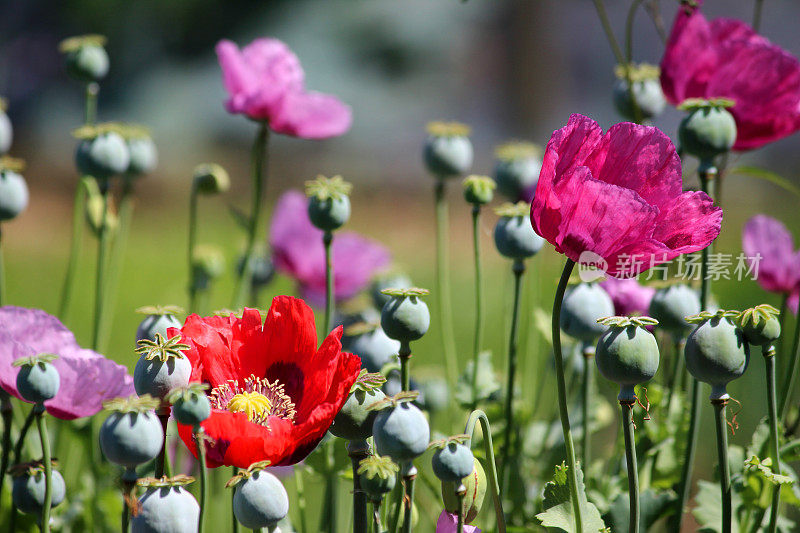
[470,205,484,410]
[712,399,732,533]
[324,231,334,334]
[155,408,170,478]
[232,122,269,309]
[0,394,11,513]
[372,500,383,533]
[764,346,781,533]
[0,225,5,306]
[620,399,639,533]
[455,484,466,533]
[399,342,411,392]
[85,82,98,126]
[188,185,199,313]
[753,0,765,32]
[551,259,583,532]
[121,469,136,533]
[91,183,111,351]
[195,427,208,533]
[664,337,686,413]
[582,345,595,468]
[58,176,89,320]
[434,178,458,385]
[294,467,309,533]
[779,306,800,420]
[624,0,645,124]
[35,405,52,533]
[348,440,369,533]
[400,464,416,533]
[591,0,626,65]
[500,259,525,492]
[9,407,35,531]
[232,467,240,533]
[463,410,505,532]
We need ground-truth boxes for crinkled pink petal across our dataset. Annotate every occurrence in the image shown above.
[0,306,134,419]
[600,277,656,316]
[742,215,800,294]
[660,6,720,104]
[240,38,304,92]
[652,190,722,255]
[436,510,480,533]
[270,91,353,140]
[270,191,391,305]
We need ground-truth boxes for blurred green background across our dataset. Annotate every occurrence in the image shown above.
[2,0,800,531]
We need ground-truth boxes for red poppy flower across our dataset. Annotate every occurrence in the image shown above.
[174,296,361,468]
[660,1,800,150]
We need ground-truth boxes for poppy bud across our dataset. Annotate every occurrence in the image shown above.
[373,397,430,463]
[737,304,781,347]
[192,163,230,195]
[169,384,212,428]
[60,35,109,83]
[134,333,192,402]
[441,457,486,522]
[424,121,473,177]
[358,455,398,501]
[136,306,183,343]
[612,63,666,121]
[462,175,495,206]
[305,175,352,231]
[678,98,737,161]
[685,310,750,400]
[330,383,385,441]
[493,141,542,201]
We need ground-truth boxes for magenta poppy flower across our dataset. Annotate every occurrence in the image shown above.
[660,1,800,150]
[530,114,722,277]
[0,306,134,419]
[742,215,800,297]
[600,277,655,316]
[216,38,352,139]
[270,191,391,306]
[436,511,480,533]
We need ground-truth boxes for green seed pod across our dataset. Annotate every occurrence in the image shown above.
[357,455,398,501]
[75,129,131,179]
[432,441,474,482]
[127,135,158,176]
[0,166,28,221]
[329,378,386,441]
[60,35,109,83]
[612,63,666,121]
[493,141,542,201]
[0,107,12,155]
[380,288,430,343]
[648,284,700,339]
[305,175,352,231]
[737,304,781,347]
[685,310,750,400]
[595,316,660,402]
[462,175,495,206]
[560,283,615,342]
[678,99,737,161]
[423,121,473,177]
[192,163,230,195]
[493,203,544,260]
[442,457,486,523]
[13,354,60,404]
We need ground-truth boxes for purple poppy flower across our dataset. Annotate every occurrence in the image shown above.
[0,307,134,419]
[742,215,800,296]
[600,277,656,316]
[269,190,391,306]
[216,38,352,139]
[436,510,480,533]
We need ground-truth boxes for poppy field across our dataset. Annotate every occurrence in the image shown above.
[2,1,800,532]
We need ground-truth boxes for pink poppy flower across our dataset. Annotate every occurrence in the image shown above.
[600,277,656,316]
[742,215,800,296]
[436,510,480,533]
[216,38,352,139]
[0,307,134,419]
[530,114,722,278]
[660,1,800,150]
[270,191,391,306]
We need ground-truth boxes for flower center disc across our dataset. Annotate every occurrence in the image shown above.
[227,391,272,422]
[209,374,296,427]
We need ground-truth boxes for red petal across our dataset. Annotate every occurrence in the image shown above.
[177,314,238,386]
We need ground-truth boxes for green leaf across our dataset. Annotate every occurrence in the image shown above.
[692,480,742,533]
[730,166,800,200]
[603,489,675,533]
[745,455,795,486]
[536,462,608,532]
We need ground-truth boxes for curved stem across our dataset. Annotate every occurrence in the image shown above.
[500,260,525,491]
[35,406,52,533]
[188,187,199,313]
[591,0,626,64]
[58,177,88,319]
[399,342,411,392]
[348,440,369,533]
[324,231,334,334]
[470,205,484,410]
[195,428,208,533]
[764,348,781,533]
[621,400,639,533]
[0,395,12,512]
[434,178,458,384]
[582,347,595,468]
[464,410,506,532]
[232,123,269,309]
[713,400,732,533]
[551,259,583,532]
[753,0,765,32]
[779,305,800,420]
[91,184,111,351]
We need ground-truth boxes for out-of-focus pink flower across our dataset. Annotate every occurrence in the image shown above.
[660,1,800,150]
[216,38,352,139]
[789,291,799,315]
[436,511,480,533]
[600,277,655,316]
[742,215,800,297]
[530,114,722,277]
[0,307,134,419]
[270,191,391,306]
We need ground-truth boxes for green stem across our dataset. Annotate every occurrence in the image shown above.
[582,346,595,468]
[295,468,308,533]
[551,259,583,532]
[624,0,645,124]
[399,342,411,392]
[456,488,465,533]
[91,184,111,351]
[621,400,639,533]
[232,123,269,309]
[35,406,52,533]
[463,410,506,533]
[188,187,199,313]
[470,205,484,410]
[324,231,334,334]
[320,441,338,533]
[0,394,12,512]
[764,348,781,533]
[155,411,169,478]
[348,440,369,533]
[753,0,765,32]
[372,501,383,533]
[713,400,732,533]
[643,0,667,42]
[121,472,136,533]
[85,82,98,126]
[500,260,525,491]
[58,177,88,319]
[196,428,208,533]
[232,467,240,533]
[434,178,458,384]
[779,304,800,420]
[591,0,626,64]
[0,225,5,306]
[400,466,416,533]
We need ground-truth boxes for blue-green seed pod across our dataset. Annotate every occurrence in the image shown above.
[462,175,495,206]
[99,400,164,469]
[330,387,385,441]
[233,471,289,529]
[612,64,666,121]
[493,142,542,201]
[12,469,66,515]
[308,195,351,231]
[493,203,543,260]
[595,317,660,402]
[359,456,397,500]
[373,401,430,463]
[432,441,474,482]
[134,334,192,401]
[136,313,182,344]
[648,284,700,339]
[380,289,430,343]
[371,273,412,310]
[685,311,750,400]
[423,122,473,177]
[738,305,782,347]
[15,359,60,404]
[172,393,211,428]
[75,131,130,179]
[132,486,200,533]
[0,110,12,155]
[127,136,158,176]
[560,283,615,342]
[678,99,737,161]
[0,169,29,221]
[64,43,109,83]
[442,457,486,522]
[342,324,399,373]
